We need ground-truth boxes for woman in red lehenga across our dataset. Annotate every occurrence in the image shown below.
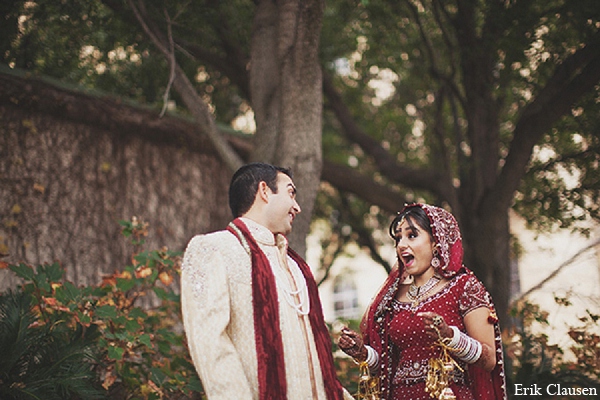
[339,203,507,400]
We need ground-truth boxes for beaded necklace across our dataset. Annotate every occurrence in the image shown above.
[273,253,310,315]
[406,273,441,307]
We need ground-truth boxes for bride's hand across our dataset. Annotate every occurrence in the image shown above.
[338,327,368,361]
[418,312,453,340]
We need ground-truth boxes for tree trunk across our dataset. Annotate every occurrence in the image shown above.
[250,0,325,256]
[461,205,512,326]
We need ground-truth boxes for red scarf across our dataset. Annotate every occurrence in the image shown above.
[227,218,344,400]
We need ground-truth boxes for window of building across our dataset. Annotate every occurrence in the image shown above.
[332,275,359,320]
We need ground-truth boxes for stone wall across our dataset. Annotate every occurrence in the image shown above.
[0,73,233,290]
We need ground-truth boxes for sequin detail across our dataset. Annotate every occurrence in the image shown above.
[421,204,462,277]
[384,273,486,399]
[459,274,492,316]
[181,236,208,299]
[393,359,466,385]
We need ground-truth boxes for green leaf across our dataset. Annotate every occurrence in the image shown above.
[33,272,52,293]
[9,263,35,281]
[95,305,118,319]
[139,333,153,348]
[157,341,171,354]
[134,252,149,266]
[150,269,159,281]
[157,329,177,344]
[150,367,167,384]
[186,376,204,392]
[108,345,125,360]
[55,281,80,303]
[119,220,133,237]
[116,277,136,291]
[128,307,147,319]
[89,286,109,297]
[153,287,168,301]
[77,311,91,325]
[115,331,132,341]
[152,287,179,302]
[45,262,64,282]
[125,318,141,332]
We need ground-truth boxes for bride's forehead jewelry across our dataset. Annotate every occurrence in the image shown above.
[397,216,405,230]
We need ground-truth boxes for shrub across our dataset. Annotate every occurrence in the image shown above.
[0,288,104,400]
[0,217,204,399]
[506,299,600,398]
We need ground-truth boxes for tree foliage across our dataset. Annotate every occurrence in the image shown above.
[1,0,599,324]
[317,0,600,323]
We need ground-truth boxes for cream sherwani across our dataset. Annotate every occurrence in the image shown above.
[181,218,352,400]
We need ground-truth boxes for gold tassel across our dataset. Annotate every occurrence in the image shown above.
[425,336,462,400]
[440,387,457,400]
[356,361,380,400]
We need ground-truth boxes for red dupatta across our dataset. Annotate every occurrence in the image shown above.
[227,218,344,400]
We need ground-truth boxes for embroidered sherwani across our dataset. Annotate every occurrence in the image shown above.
[181,218,352,399]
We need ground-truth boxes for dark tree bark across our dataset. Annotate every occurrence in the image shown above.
[250,0,325,256]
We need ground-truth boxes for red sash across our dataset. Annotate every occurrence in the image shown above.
[227,218,344,400]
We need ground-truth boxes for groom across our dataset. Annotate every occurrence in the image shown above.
[181,162,352,399]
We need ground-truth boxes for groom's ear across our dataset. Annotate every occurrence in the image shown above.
[257,181,270,203]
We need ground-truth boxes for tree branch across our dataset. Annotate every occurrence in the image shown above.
[322,71,444,196]
[128,0,243,173]
[514,238,600,302]
[321,160,407,214]
[411,0,467,109]
[175,39,251,99]
[159,9,176,118]
[524,31,600,120]
[528,147,600,174]
[492,45,600,210]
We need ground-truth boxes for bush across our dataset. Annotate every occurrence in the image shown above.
[0,217,204,399]
[330,319,362,396]
[0,288,104,400]
[506,299,600,398]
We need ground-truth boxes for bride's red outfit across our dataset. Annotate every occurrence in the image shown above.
[361,204,507,400]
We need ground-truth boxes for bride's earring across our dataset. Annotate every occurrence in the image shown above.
[431,245,440,268]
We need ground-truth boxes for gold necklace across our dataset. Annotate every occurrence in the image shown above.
[406,273,441,307]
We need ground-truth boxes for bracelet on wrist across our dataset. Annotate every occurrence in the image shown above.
[446,325,482,364]
[364,345,380,369]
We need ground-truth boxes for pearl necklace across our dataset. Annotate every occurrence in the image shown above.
[228,221,310,316]
[274,247,311,316]
[406,273,441,307]
[274,262,311,316]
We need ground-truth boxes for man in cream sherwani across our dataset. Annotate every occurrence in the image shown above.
[181,162,353,400]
